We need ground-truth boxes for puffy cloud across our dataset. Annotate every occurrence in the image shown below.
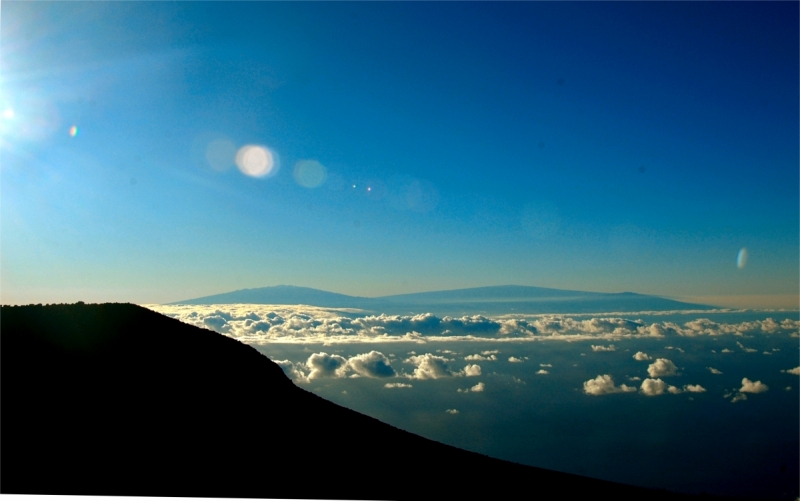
[463,364,482,377]
[405,354,481,379]
[536,369,549,375]
[782,367,800,375]
[481,350,499,355]
[406,354,454,379]
[628,376,641,381]
[583,375,636,396]
[508,357,524,363]
[683,384,706,393]
[639,378,680,396]
[730,393,747,403]
[540,363,552,367]
[647,358,678,378]
[739,378,768,394]
[721,348,733,353]
[347,351,396,378]
[465,353,497,361]
[306,352,348,379]
[203,315,231,333]
[591,344,616,352]
[274,359,309,383]
[633,351,652,361]
[445,409,459,414]
[384,382,412,389]
[707,367,723,374]
[459,382,485,393]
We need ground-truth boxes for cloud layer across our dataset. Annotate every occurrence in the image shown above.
[145,304,800,344]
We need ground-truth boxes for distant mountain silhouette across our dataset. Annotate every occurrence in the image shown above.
[1,303,730,500]
[171,284,371,308]
[172,284,714,315]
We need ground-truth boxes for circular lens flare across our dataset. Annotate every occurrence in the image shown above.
[205,139,236,171]
[293,159,327,188]
[235,145,275,177]
[69,125,78,137]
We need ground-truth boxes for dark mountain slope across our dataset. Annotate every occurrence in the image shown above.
[2,303,726,500]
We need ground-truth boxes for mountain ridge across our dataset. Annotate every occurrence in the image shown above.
[170,284,714,315]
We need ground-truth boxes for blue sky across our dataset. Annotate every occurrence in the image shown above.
[1,2,797,306]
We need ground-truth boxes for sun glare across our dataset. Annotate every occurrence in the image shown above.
[235,145,276,178]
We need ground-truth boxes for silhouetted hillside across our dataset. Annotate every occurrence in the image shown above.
[1,303,733,500]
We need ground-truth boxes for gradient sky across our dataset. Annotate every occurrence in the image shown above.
[1,2,798,307]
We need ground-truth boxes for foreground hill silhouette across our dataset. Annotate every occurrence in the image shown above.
[2,303,733,500]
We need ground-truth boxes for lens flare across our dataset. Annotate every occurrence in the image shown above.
[235,145,276,178]
[293,159,327,188]
[2,109,14,119]
[69,125,78,137]
[205,138,236,171]
[737,248,748,269]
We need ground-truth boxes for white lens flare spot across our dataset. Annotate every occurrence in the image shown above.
[293,159,327,188]
[235,145,275,178]
[737,248,748,269]
[2,109,14,119]
[69,125,78,137]
[205,139,237,171]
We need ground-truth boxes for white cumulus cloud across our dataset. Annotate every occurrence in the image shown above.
[384,382,412,389]
[782,367,800,375]
[683,384,706,393]
[740,378,769,394]
[707,367,723,374]
[405,354,481,379]
[459,382,485,393]
[508,356,523,363]
[274,359,309,383]
[465,353,497,361]
[633,351,652,361]
[463,364,482,377]
[306,352,348,379]
[446,409,459,414]
[347,351,396,378]
[583,375,636,396]
[640,378,680,396]
[591,344,616,352]
[647,358,678,378]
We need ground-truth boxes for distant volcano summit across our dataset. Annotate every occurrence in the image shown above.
[172,284,714,315]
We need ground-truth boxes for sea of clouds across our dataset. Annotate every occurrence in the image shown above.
[146,303,799,344]
[145,304,799,404]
